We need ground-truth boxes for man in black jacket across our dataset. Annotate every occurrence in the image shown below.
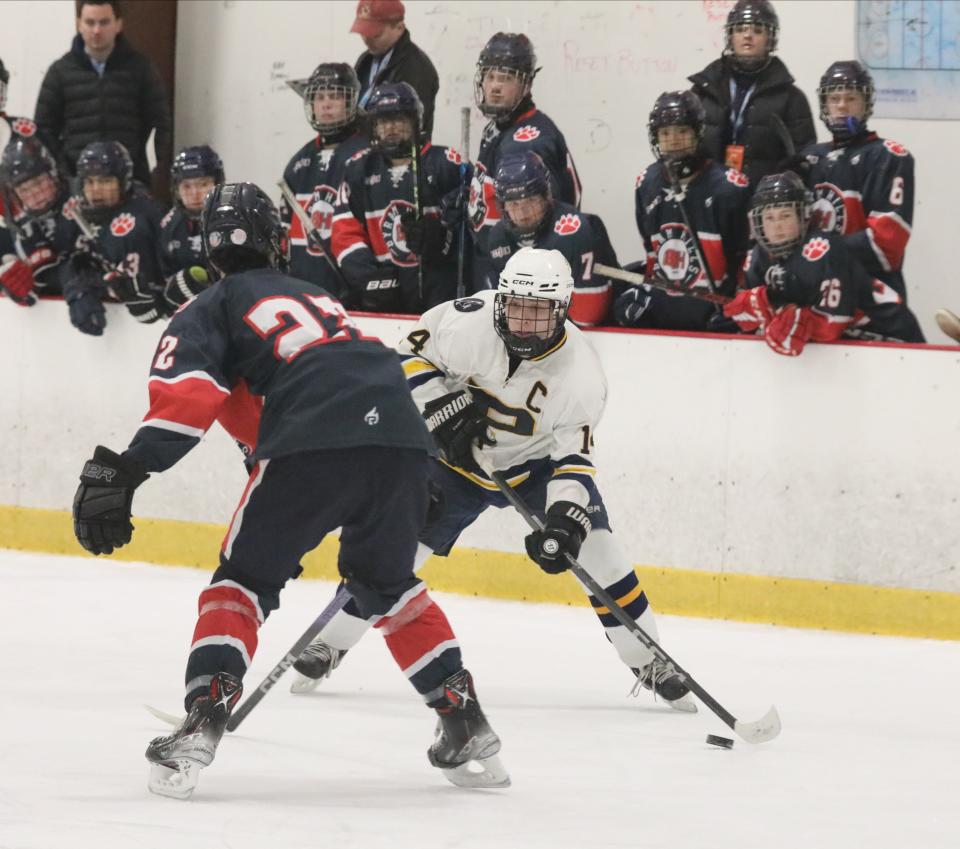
[688,0,814,187]
[33,1,172,189]
[351,0,439,139]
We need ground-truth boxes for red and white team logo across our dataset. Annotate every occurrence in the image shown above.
[11,117,37,137]
[513,125,541,143]
[884,139,909,157]
[110,212,136,237]
[381,199,419,267]
[810,182,846,233]
[725,168,748,187]
[802,237,830,262]
[553,213,581,236]
[635,169,646,189]
[307,184,337,247]
[445,148,463,165]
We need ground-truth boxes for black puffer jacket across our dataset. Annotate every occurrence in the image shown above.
[34,34,172,185]
[688,56,815,187]
[356,29,439,139]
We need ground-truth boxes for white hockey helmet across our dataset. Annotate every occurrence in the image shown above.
[494,247,574,359]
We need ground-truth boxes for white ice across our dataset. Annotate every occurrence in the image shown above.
[1,549,957,849]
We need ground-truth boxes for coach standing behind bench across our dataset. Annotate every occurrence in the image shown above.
[34,1,172,193]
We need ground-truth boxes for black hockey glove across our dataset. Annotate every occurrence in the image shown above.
[65,288,106,336]
[400,212,446,260]
[613,285,652,327]
[357,269,402,312]
[422,390,496,470]
[163,265,210,309]
[524,501,592,574]
[73,446,150,555]
[104,271,167,323]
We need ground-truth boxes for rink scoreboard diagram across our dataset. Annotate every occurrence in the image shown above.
[857,0,960,117]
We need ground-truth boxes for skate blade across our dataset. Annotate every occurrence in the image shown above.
[289,672,324,694]
[441,754,511,789]
[666,692,698,714]
[148,759,202,800]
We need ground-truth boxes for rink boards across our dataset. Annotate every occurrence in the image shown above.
[1,301,958,639]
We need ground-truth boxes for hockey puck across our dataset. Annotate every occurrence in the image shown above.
[706,734,734,749]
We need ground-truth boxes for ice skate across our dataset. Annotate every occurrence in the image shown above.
[146,672,242,799]
[428,669,510,789]
[630,660,698,713]
[289,639,347,694]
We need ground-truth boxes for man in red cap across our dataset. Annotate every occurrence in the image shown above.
[351,0,439,138]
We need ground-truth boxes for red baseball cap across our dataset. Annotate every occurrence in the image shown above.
[350,0,405,38]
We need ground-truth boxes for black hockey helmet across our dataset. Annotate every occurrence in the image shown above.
[76,140,134,221]
[77,140,133,193]
[170,145,225,218]
[474,33,539,118]
[0,57,8,113]
[817,60,874,140]
[201,181,287,275]
[724,0,779,70]
[648,90,706,178]
[748,171,811,259]
[366,82,423,157]
[289,62,361,135]
[0,136,61,217]
[493,151,553,239]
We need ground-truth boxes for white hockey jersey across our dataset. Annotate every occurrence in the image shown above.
[397,290,607,510]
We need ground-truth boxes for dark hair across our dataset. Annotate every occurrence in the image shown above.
[76,1,123,19]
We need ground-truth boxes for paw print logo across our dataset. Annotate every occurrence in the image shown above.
[445,148,463,165]
[725,168,748,187]
[110,212,137,237]
[513,125,541,143]
[11,118,37,137]
[553,213,581,236]
[884,139,909,157]
[801,237,830,262]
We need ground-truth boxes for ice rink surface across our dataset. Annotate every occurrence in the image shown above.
[1,549,957,849]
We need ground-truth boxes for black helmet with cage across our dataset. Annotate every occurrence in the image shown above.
[288,62,361,139]
[474,32,539,120]
[748,171,812,260]
[724,0,779,72]
[817,60,874,141]
[648,90,707,179]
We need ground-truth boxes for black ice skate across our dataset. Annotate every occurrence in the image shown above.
[289,639,347,694]
[630,660,698,713]
[428,668,510,789]
[146,671,243,799]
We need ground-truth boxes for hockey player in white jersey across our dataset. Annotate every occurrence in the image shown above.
[291,247,695,711]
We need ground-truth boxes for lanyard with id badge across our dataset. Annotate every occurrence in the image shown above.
[725,77,755,171]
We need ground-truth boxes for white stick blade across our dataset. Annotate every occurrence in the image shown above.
[935,309,960,344]
[144,703,184,727]
[733,705,781,744]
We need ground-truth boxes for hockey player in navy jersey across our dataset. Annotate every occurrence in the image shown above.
[1,56,53,261]
[614,90,751,332]
[0,137,75,304]
[71,182,507,798]
[331,82,463,312]
[290,248,697,713]
[158,145,224,308]
[724,171,924,355]
[60,141,167,335]
[800,61,914,302]
[467,33,583,287]
[281,62,368,299]
[484,150,619,326]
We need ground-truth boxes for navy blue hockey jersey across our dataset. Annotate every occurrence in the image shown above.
[124,269,434,474]
[158,206,205,279]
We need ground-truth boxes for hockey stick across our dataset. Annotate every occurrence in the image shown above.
[935,308,960,344]
[410,138,426,303]
[595,262,731,306]
[225,591,350,732]
[456,106,471,299]
[664,161,721,299]
[276,179,350,294]
[488,470,781,744]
